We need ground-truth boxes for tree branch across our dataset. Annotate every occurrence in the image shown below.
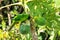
[0,2,22,10]
[30,16,38,40]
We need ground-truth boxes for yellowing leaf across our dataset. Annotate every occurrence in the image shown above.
[14,22,21,29]
[0,30,3,38]
[3,32,9,38]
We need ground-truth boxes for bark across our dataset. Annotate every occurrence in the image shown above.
[30,17,38,40]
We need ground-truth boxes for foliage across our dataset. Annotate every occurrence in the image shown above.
[34,16,46,26]
[20,24,30,34]
[0,0,60,40]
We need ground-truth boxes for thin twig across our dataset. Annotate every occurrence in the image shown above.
[6,2,11,26]
[0,2,22,10]
[8,22,16,31]
[7,11,11,26]
[45,32,48,40]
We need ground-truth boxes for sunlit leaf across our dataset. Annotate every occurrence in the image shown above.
[13,14,28,22]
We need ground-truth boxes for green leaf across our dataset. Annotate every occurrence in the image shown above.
[27,1,43,16]
[20,24,30,34]
[54,0,60,7]
[13,14,28,22]
[27,1,35,12]
[58,31,60,36]
[35,17,46,26]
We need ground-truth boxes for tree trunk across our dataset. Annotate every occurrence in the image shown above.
[30,17,38,40]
